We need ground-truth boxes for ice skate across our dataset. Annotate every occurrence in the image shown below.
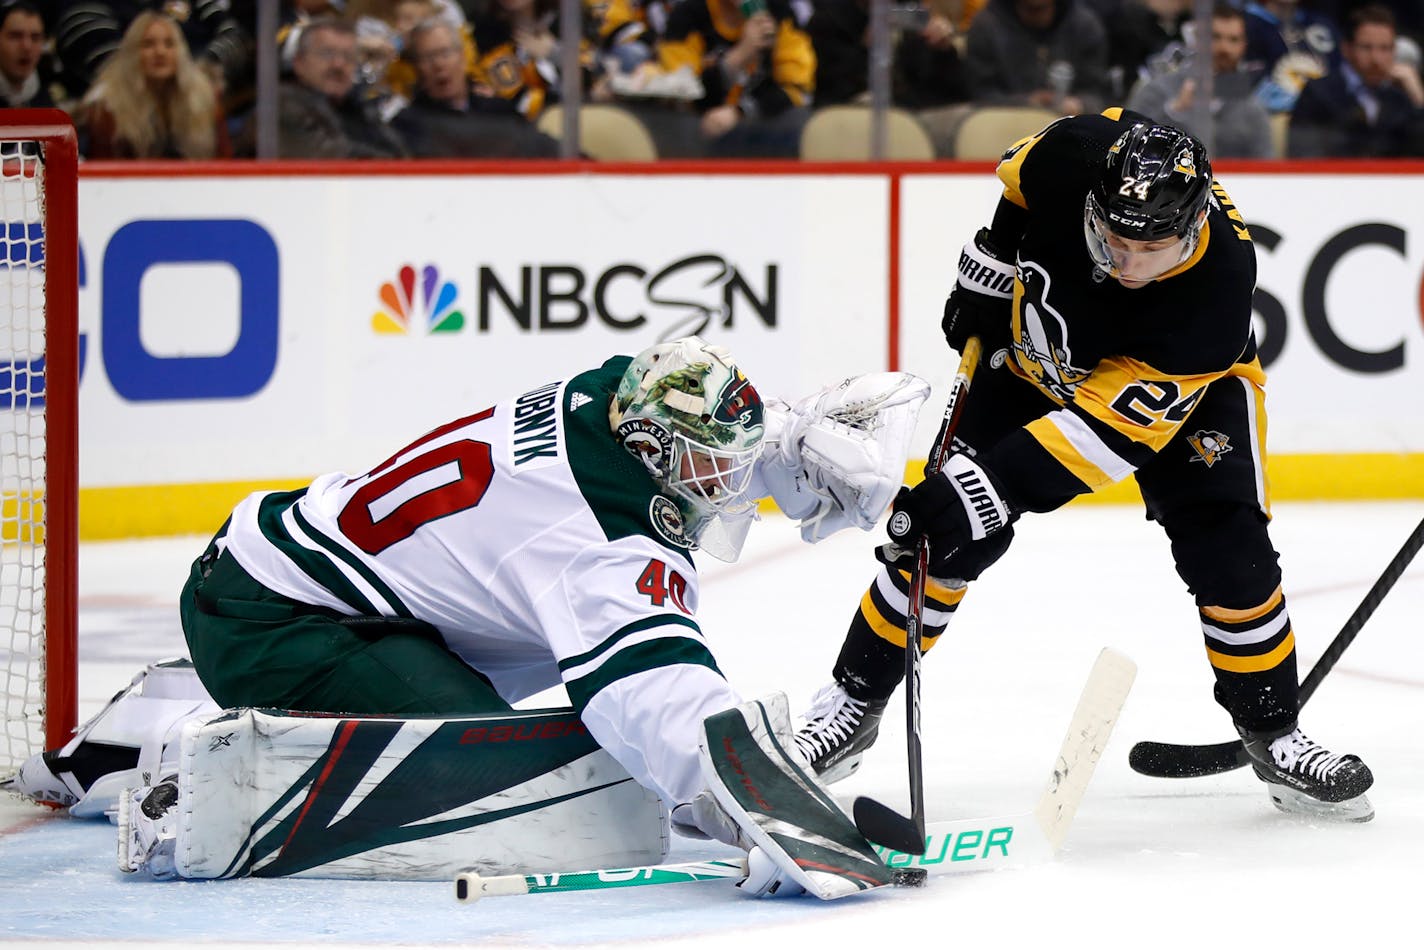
[117,778,180,878]
[1237,724,1374,822]
[794,682,887,784]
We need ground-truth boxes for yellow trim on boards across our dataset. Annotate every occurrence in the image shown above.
[78,454,1424,542]
[81,480,309,541]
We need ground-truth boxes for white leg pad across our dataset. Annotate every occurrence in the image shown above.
[157,708,667,880]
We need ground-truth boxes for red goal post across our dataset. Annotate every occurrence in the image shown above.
[0,110,77,778]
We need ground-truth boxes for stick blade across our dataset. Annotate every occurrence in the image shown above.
[1033,647,1136,852]
[852,796,925,856]
[1127,739,1249,778]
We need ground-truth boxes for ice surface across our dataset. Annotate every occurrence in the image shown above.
[3,501,1421,948]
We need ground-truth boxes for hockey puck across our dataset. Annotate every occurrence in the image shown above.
[890,868,928,887]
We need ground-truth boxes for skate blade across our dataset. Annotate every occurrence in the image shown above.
[1267,784,1374,823]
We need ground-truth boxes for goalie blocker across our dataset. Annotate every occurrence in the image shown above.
[117,706,666,880]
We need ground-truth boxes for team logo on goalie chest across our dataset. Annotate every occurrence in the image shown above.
[1187,430,1232,466]
[649,495,694,549]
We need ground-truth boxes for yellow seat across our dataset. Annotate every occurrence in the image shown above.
[952,106,1060,160]
[536,105,659,161]
[799,106,936,161]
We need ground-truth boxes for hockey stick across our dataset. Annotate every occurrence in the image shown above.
[876,647,1137,869]
[454,858,929,902]
[853,337,983,856]
[1128,514,1424,779]
[455,858,747,901]
[453,646,1137,901]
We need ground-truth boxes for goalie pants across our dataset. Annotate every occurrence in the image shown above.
[834,365,1299,734]
[180,529,511,716]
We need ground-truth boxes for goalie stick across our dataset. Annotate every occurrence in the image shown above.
[454,860,930,902]
[853,336,983,857]
[1128,514,1424,779]
[453,646,1137,901]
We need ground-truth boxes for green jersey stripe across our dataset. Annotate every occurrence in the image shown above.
[564,637,723,711]
[558,613,702,673]
[254,492,387,617]
[288,504,415,619]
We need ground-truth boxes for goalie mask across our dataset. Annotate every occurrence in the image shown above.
[612,336,766,562]
[1084,123,1212,286]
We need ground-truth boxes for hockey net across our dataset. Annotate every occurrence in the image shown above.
[0,111,77,780]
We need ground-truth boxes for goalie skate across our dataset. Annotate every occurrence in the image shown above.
[794,682,887,784]
[1237,725,1374,823]
[117,779,180,878]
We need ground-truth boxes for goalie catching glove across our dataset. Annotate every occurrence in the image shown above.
[879,453,1018,578]
[942,227,1016,359]
[757,372,931,543]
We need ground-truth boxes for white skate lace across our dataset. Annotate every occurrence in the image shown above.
[1269,729,1353,782]
[795,684,869,759]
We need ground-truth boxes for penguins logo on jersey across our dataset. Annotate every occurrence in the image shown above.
[649,495,694,549]
[1014,261,1093,402]
[617,418,675,477]
[1187,430,1232,466]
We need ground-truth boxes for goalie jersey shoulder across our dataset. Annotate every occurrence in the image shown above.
[560,357,701,558]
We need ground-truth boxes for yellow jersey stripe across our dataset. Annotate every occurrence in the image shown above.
[859,589,944,651]
[1206,631,1295,673]
[1026,415,1110,490]
[1201,585,1284,624]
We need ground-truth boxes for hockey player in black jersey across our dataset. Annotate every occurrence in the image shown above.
[796,110,1376,821]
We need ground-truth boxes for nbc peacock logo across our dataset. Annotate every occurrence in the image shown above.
[372,264,464,334]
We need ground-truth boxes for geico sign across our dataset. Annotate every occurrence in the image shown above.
[1250,221,1412,373]
[75,218,280,402]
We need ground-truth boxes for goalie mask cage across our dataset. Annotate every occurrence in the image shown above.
[0,110,78,780]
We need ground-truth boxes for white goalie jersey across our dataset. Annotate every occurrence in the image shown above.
[222,356,739,808]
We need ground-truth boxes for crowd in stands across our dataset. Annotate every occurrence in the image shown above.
[3,0,1422,159]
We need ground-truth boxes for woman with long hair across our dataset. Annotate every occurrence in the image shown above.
[83,12,232,159]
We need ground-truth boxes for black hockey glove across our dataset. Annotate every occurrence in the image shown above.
[942,227,1016,356]
[877,453,1016,574]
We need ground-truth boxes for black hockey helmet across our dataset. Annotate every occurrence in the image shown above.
[1084,123,1212,278]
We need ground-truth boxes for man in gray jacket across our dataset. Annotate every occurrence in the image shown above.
[1127,4,1273,158]
[965,0,1111,115]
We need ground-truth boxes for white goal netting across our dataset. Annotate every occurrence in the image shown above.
[1,138,57,779]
